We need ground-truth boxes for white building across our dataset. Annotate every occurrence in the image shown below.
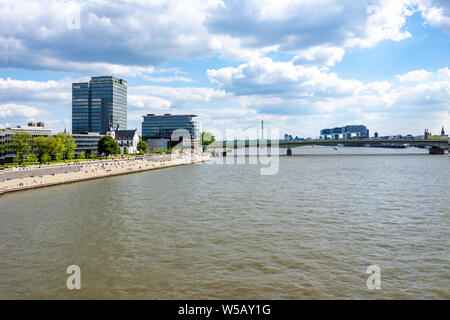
[106,129,139,154]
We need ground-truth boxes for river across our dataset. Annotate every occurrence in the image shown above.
[0,147,448,299]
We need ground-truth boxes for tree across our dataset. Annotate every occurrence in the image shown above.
[47,136,65,160]
[137,140,149,154]
[98,135,120,156]
[123,147,129,155]
[9,132,32,163]
[201,132,215,146]
[41,154,51,163]
[57,132,76,160]
[78,152,85,159]
[89,151,96,159]
[25,154,38,163]
[32,136,51,163]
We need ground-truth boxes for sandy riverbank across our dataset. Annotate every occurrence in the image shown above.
[0,153,212,195]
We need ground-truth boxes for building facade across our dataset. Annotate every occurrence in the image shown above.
[72,76,127,134]
[106,128,139,154]
[0,124,52,162]
[320,125,369,140]
[142,114,199,147]
[73,132,104,157]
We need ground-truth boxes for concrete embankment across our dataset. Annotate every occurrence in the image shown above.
[0,154,212,195]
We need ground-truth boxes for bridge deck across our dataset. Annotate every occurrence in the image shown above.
[209,139,449,149]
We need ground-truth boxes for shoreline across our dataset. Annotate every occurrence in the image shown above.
[0,153,213,195]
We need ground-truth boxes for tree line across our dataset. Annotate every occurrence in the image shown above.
[2,132,150,164]
[3,132,77,164]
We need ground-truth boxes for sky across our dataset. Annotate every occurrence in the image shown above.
[1,0,449,139]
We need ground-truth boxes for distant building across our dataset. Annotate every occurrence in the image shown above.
[73,132,104,156]
[374,131,378,138]
[320,125,369,140]
[106,127,139,154]
[142,114,199,148]
[441,126,445,136]
[0,124,52,161]
[72,76,127,134]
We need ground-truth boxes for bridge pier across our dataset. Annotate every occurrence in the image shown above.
[287,148,292,156]
[429,147,445,154]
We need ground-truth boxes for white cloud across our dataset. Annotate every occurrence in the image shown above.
[293,46,345,67]
[437,67,450,80]
[395,69,433,82]
[207,57,366,97]
[1,0,221,72]
[129,85,229,107]
[418,0,450,36]
[0,77,76,105]
[128,95,172,110]
[0,104,42,118]
[2,0,448,72]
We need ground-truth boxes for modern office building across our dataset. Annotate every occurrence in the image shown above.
[72,76,127,134]
[320,125,369,140]
[72,132,104,157]
[142,114,199,147]
[0,124,52,162]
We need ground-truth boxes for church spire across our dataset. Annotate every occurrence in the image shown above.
[441,126,445,136]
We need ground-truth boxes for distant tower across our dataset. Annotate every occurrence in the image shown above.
[424,129,429,140]
[441,126,445,136]
[374,131,378,138]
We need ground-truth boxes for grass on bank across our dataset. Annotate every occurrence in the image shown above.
[0,152,181,170]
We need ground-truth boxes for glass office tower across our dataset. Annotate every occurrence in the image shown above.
[142,114,199,141]
[72,76,127,134]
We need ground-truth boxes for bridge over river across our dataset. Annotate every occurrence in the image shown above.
[209,138,449,155]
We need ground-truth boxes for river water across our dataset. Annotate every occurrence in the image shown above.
[0,147,449,299]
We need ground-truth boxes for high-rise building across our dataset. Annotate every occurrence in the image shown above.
[72,76,127,134]
[142,114,199,146]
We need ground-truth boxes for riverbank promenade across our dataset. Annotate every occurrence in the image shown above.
[0,153,212,194]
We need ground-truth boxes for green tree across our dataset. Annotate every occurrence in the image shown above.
[41,154,51,163]
[89,151,96,159]
[137,140,149,154]
[47,136,65,160]
[123,147,129,155]
[9,132,32,163]
[78,152,85,159]
[201,132,215,146]
[24,154,38,163]
[33,136,50,163]
[57,132,76,160]
[98,135,120,156]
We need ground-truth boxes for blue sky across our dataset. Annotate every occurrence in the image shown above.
[1,0,449,139]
